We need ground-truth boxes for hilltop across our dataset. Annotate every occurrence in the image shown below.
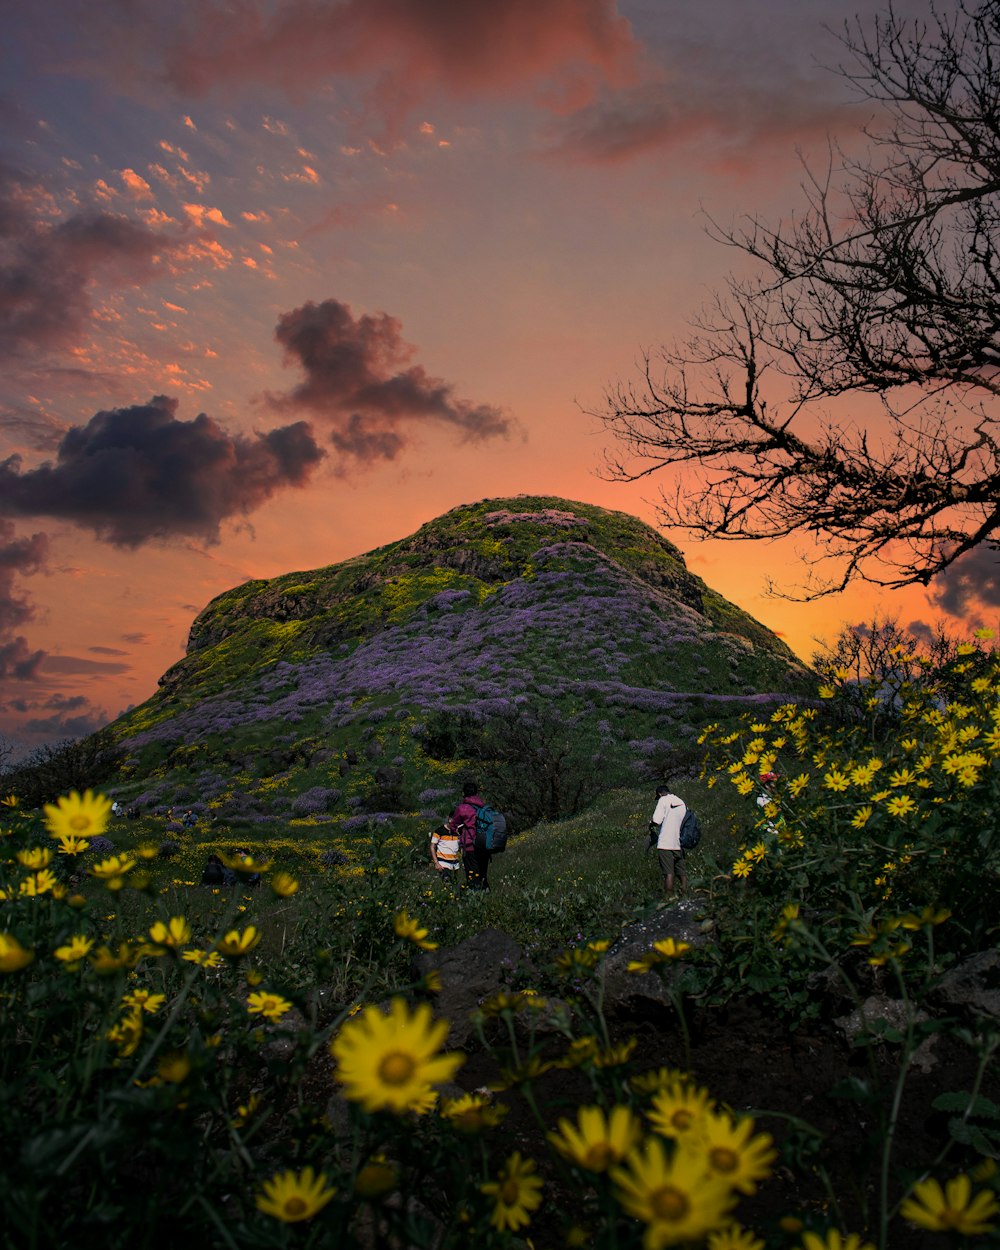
[109,496,814,826]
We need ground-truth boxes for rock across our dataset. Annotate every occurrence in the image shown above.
[833,995,938,1073]
[602,899,713,1016]
[414,928,522,1046]
[930,949,1000,1023]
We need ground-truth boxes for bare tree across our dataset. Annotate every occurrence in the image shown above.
[596,0,1000,599]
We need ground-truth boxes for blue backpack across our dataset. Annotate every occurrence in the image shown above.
[679,808,701,851]
[474,803,508,854]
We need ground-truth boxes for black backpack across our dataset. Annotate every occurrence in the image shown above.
[679,808,701,851]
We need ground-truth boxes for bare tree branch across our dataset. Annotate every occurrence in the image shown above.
[593,0,1000,599]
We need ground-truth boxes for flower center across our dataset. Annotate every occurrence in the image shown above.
[709,1146,739,1174]
[69,816,91,831]
[649,1185,690,1222]
[500,1180,521,1205]
[671,1109,693,1131]
[284,1197,308,1218]
[583,1143,617,1171]
[378,1051,416,1085]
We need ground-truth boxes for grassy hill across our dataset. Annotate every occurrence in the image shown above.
[107,496,814,838]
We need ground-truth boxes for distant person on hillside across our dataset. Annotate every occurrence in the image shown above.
[201,854,237,888]
[448,780,491,891]
[650,783,688,898]
[429,822,461,876]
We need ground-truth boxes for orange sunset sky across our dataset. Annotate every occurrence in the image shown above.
[1,0,989,754]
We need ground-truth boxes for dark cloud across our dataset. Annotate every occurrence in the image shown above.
[0,518,48,681]
[42,656,131,676]
[21,708,110,740]
[121,632,150,644]
[159,0,637,131]
[928,544,1000,618]
[0,161,178,357]
[269,299,509,461]
[0,395,325,545]
[89,645,128,656]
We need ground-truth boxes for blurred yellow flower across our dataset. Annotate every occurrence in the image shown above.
[256,1167,336,1223]
[215,927,261,957]
[44,789,111,841]
[247,991,293,1021]
[270,871,299,897]
[696,1110,777,1194]
[182,948,224,968]
[393,910,438,951]
[88,855,136,880]
[547,1104,641,1172]
[149,917,192,949]
[16,847,52,869]
[0,932,34,972]
[611,1135,735,1244]
[54,935,94,963]
[480,1152,543,1233]
[900,1173,998,1235]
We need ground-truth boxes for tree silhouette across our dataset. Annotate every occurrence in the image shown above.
[596,0,1000,600]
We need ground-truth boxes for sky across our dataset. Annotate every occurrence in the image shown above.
[0,0,992,756]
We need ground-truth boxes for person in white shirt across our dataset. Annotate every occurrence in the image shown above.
[651,784,688,896]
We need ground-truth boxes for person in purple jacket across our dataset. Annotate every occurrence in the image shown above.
[447,779,491,891]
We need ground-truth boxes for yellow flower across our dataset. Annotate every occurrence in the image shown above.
[247,991,293,1021]
[122,989,166,1014]
[0,932,34,972]
[888,768,916,787]
[439,1092,508,1132]
[157,1051,191,1084]
[799,1232,876,1250]
[20,869,59,896]
[54,935,94,964]
[215,927,261,957]
[270,871,299,897]
[695,1111,777,1194]
[884,794,917,818]
[480,1152,543,1233]
[231,1093,261,1128]
[548,1104,642,1172]
[818,685,836,699]
[182,948,224,968]
[107,1011,143,1057]
[330,997,464,1114]
[708,1225,766,1250]
[772,902,800,942]
[43,789,111,841]
[747,842,767,863]
[256,1166,337,1223]
[788,774,810,797]
[90,943,142,974]
[899,1173,999,1235]
[393,910,438,951]
[734,776,755,797]
[54,834,91,856]
[1,794,19,807]
[850,806,873,830]
[221,851,272,877]
[630,1067,694,1097]
[823,769,850,792]
[149,916,192,949]
[16,847,52,869]
[648,1080,716,1140]
[731,859,753,879]
[900,906,951,930]
[354,1157,398,1198]
[88,854,136,880]
[611,1136,735,1245]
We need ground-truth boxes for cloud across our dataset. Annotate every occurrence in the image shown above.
[158,0,638,132]
[269,299,510,460]
[0,162,179,356]
[0,395,326,546]
[20,707,110,741]
[0,518,48,681]
[928,544,1000,618]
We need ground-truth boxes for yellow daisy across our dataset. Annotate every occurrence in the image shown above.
[480,1152,543,1232]
[330,997,464,1114]
[270,871,299,897]
[247,991,293,1021]
[547,1104,642,1173]
[0,932,34,973]
[88,854,136,880]
[393,910,438,951]
[182,948,225,968]
[256,1166,337,1223]
[611,1136,735,1246]
[89,943,142,974]
[149,916,192,949]
[215,926,261,957]
[54,935,94,964]
[799,1232,876,1250]
[54,834,91,855]
[43,789,111,841]
[648,1080,716,1140]
[16,847,52,869]
[693,1111,777,1194]
[439,1092,508,1132]
[122,989,166,1014]
[899,1173,999,1236]
[708,1225,766,1250]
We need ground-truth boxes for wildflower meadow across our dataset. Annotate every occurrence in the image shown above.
[1,637,999,1248]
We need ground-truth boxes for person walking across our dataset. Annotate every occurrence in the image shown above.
[448,780,491,891]
[650,783,688,898]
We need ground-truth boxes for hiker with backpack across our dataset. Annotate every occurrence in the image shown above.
[447,779,507,891]
[649,783,690,897]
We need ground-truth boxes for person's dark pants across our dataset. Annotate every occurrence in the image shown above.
[463,847,491,890]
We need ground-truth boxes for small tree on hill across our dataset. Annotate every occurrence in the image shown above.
[595,0,1000,599]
